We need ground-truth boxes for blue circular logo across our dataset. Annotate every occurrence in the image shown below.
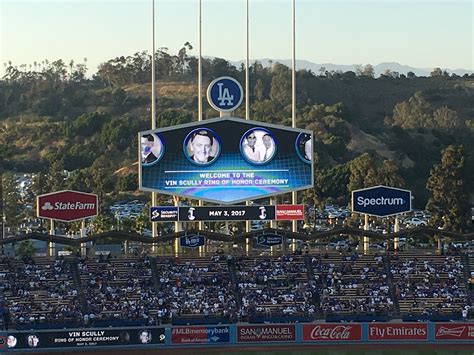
[207,76,243,113]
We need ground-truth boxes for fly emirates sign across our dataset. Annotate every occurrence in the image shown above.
[368,324,427,341]
[37,190,98,222]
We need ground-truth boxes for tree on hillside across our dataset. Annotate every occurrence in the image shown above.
[431,106,464,130]
[379,159,405,187]
[1,172,22,230]
[430,68,443,77]
[347,154,404,192]
[347,153,380,192]
[385,91,431,129]
[355,64,375,78]
[426,145,470,232]
[269,63,291,105]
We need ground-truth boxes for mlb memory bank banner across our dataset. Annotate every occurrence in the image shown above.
[139,117,313,204]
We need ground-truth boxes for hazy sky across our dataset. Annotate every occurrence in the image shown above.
[1,0,473,76]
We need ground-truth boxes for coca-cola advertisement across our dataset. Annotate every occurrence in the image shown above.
[302,324,362,342]
[369,323,428,341]
[237,325,295,342]
[435,323,474,341]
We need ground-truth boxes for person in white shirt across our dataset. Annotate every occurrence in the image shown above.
[261,134,275,162]
[242,132,260,163]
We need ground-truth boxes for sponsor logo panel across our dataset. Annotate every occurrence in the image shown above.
[435,323,474,340]
[150,206,179,222]
[171,326,230,344]
[37,190,98,221]
[237,325,295,342]
[368,323,428,341]
[302,324,362,342]
[276,204,304,220]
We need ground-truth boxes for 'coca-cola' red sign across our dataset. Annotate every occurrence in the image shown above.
[368,323,427,341]
[37,190,98,222]
[302,324,361,342]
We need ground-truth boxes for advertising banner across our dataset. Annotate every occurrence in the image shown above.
[178,205,275,221]
[237,325,295,342]
[37,190,98,222]
[352,185,411,217]
[179,235,205,248]
[171,326,230,344]
[368,323,427,341]
[150,206,179,222]
[5,328,165,350]
[276,204,304,220]
[256,234,283,247]
[302,324,362,342]
[139,117,313,204]
[150,205,306,222]
[435,323,474,341]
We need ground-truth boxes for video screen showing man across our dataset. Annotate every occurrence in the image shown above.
[185,129,220,165]
[7,335,17,348]
[27,334,40,348]
[241,129,276,164]
[141,133,163,165]
[139,330,152,344]
[296,133,312,163]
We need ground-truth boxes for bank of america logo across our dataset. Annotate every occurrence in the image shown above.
[436,326,465,337]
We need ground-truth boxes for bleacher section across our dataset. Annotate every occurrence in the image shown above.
[78,254,156,327]
[0,252,472,330]
[0,256,82,329]
[390,254,470,321]
[310,253,393,322]
[155,255,237,325]
[235,254,316,323]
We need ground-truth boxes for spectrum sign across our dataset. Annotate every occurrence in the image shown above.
[352,185,411,217]
[37,190,98,222]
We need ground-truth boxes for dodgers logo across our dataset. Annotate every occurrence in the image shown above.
[207,76,243,112]
[217,83,234,106]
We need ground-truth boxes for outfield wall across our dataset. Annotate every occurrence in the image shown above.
[1,322,473,351]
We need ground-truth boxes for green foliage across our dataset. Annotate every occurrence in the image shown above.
[15,240,36,258]
[116,173,138,192]
[1,51,473,215]
[386,91,465,131]
[426,145,470,232]
[1,171,23,229]
[347,153,404,192]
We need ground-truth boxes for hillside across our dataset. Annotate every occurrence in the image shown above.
[0,56,473,209]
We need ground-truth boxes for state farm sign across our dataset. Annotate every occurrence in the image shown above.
[368,323,427,341]
[302,324,361,342]
[37,190,98,222]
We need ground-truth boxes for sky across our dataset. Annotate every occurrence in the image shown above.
[1,0,473,77]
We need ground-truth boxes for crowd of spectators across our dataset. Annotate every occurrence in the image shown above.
[155,255,238,322]
[311,253,394,317]
[391,255,471,318]
[0,256,82,327]
[1,252,473,329]
[235,255,316,320]
[79,254,158,326]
